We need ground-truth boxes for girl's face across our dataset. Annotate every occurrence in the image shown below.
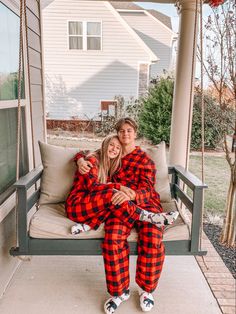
[107,138,121,159]
[117,123,136,146]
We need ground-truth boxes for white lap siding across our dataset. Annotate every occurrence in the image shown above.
[119,11,174,79]
[43,0,150,119]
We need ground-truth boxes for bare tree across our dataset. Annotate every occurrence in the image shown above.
[203,1,235,109]
[200,0,235,247]
[221,135,235,246]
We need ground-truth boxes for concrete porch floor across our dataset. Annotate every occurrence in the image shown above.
[0,255,221,314]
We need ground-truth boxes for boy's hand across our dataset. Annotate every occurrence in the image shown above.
[77,158,93,174]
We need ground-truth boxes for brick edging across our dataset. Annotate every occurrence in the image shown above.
[195,233,236,314]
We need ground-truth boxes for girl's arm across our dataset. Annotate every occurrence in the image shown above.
[82,156,121,192]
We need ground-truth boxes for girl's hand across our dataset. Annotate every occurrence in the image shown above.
[111,191,130,205]
[120,186,136,200]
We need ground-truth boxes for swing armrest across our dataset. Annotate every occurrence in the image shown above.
[13,166,43,254]
[168,165,208,254]
[168,164,207,211]
[169,165,207,190]
[14,166,43,190]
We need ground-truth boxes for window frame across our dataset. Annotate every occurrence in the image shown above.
[0,0,33,221]
[67,20,102,51]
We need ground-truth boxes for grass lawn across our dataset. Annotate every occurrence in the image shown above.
[189,154,230,220]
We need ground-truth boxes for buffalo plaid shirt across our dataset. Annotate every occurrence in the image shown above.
[74,147,162,213]
[112,146,162,212]
[67,155,121,204]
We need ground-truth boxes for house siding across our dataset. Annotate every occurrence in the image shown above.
[119,11,174,79]
[0,0,45,298]
[27,0,45,165]
[42,0,150,119]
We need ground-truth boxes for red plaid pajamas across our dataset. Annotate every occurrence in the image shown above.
[65,156,141,230]
[102,147,165,296]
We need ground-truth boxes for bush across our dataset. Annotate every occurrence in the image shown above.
[191,91,234,150]
[138,76,174,144]
[138,77,234,149]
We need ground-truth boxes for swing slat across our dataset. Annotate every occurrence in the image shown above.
[175,186,193,211]
[10,239,195,256]
[27,188,41,212]
[10,165,207,257]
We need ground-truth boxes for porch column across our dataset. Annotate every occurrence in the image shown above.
[169,0,200,168]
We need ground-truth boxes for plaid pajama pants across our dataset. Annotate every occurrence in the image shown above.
[66,189,141,230]
[102,216,165,296]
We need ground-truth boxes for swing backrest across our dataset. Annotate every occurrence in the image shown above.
[38,140,172,206]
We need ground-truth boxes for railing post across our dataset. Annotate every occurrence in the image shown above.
[17,187,28,253]
[190,187,203,253]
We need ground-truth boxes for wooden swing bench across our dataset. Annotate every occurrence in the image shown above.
[10,142,207,257]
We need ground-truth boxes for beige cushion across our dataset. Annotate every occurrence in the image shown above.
[29,201,190,241]
[38,141,79,205]
[38,141,171,205]
[144,142,171,202]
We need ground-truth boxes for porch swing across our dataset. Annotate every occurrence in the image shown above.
[10,0,208,257]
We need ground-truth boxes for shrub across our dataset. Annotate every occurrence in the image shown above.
[138,76,174,144]
[191,91,234,150]
[138,77,234,149]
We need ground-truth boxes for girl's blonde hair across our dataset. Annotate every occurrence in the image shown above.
[90,135,122,183]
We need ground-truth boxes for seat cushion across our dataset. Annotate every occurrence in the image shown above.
[29,201,190,241]
[38,141,172,205]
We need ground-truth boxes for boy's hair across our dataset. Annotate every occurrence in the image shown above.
[114,117,138,132]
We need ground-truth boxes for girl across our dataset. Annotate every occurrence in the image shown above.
[66,134,178,235]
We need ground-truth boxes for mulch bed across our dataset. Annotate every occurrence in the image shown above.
[203,223,236,279]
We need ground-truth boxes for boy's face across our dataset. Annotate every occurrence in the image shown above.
[117,123,136,146]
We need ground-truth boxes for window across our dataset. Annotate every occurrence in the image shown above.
[0,2,28,205]
[68,21,83,49]
[68,21,101,50]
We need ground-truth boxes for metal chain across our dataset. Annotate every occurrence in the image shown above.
[23,0,36,169]
[199,0,205,253]
[15,0,34,261]
[181,0,199,219]
[182,0,206,254]
[181,0,199,213]
[15,0,24,249]
[16,0,24,182]
[185,0,199,170]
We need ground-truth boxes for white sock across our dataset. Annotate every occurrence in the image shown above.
[104,289,130,314]
[139,210,179,227]
[139,290,154,312]
[71,223,91,235]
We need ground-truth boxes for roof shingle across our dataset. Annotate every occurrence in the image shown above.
[110,2,172,30]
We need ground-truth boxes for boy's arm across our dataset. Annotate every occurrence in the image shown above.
[135,159,156,205]
[73,151,92,174]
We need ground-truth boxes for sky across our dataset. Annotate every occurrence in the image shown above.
[136,2,214,82]
[136,2,213,33]
[136,2,180,32]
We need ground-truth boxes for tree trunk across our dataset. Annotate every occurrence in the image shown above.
[220,179,236,247]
